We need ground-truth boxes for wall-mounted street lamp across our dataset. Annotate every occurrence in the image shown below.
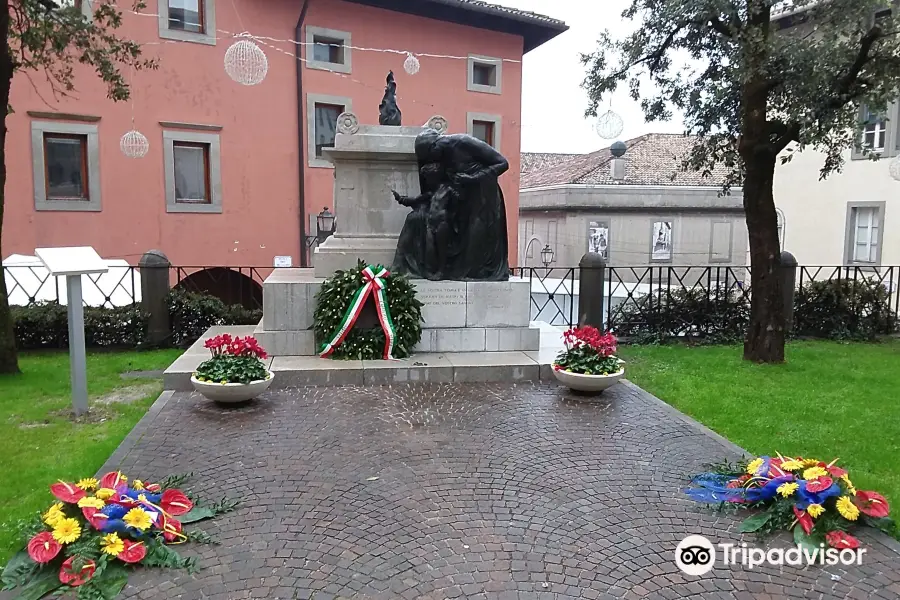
[317,207,336,242]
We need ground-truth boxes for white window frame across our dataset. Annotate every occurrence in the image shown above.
[157,0,216,46]
[31,120,102,212]
[305,26,352,74]
[466,112,501,151]
[708,220,734,263]
[853,102,900,159]
[467,55,502,95]
[863,120,887,152]
[163,129,223,213]
[307,94,352,169]
[844,202,885,265]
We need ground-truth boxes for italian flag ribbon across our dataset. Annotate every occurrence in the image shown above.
[319,265,397,360]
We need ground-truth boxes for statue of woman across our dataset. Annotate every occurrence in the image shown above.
[392,129,510,281]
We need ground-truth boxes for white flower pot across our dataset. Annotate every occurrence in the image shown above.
[190,371,275,404]
[552,367,625,393]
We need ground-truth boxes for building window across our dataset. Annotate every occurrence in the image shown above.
[173,142,210,203]
[31,121,101,212]
[306,26,351,74]
[44,134,88,201]
[164,129,222,213]
[472,121,495,146]
[853,103,900,160]
[863,118,886,152]
[844,202,885,265]
[157,0,215,45]
[167,0,203,32]
[307,94,352,168]
[709,221,733,263]
[466,113,501,151]
[467,55,502,95]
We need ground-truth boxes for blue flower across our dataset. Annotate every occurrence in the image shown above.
[101,504,127,519]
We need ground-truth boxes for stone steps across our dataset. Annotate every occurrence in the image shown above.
[162,325,563,391]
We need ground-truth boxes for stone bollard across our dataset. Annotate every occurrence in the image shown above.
[780,251,798,334]
[578,253,607,331]
[139,250,172,346]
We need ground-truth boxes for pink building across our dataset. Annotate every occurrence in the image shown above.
[5,0,566,269]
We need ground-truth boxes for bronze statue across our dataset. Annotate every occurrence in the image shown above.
[392,129,510,281]
[378,71,402,126]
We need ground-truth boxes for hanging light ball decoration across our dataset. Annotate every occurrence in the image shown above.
[890,155,900,182]
[224,35,268,86]
[119,129,149,159]
[595,109,625,140]
[403,52,420,76]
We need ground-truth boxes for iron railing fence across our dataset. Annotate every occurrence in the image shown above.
[4,263,898,335]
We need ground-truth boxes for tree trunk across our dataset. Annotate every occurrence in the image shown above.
[741,152,785,363]
[0,2,20,375]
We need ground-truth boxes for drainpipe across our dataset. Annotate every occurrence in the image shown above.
[296,0,311,267]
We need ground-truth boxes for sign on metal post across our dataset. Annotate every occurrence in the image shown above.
[34,247,108,417]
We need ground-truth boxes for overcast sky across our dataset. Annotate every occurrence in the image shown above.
[507,0,688,154]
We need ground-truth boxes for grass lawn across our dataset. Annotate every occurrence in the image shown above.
[621,340,900,513]
[0,349,182,563]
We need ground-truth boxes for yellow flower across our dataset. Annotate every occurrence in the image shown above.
[807,504,825,518]
[42,503,65,527]
[840,475,857,495]
[101,533,124,556]
[779,460,802,471]
[132,479,144,491]
[836,496,860,521]
[76,478,98,491]
[802,459,821,468]
[77,496,105,509]
[803,466,828,480]
[777,482,799,497]
[746,458,764,475]
[123,507,152,531]
[95,488,116,501]
[52,518,82,544]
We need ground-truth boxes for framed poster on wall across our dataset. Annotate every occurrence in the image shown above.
[588,221,609,261]
[651,221,673,261]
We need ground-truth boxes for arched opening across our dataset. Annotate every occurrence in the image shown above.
[174,268,263,309]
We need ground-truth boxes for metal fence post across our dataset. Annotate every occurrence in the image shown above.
[139,250,172,346]
[578,253,606,331]
[780,251,798,334]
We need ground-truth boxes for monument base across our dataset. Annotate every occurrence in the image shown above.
[255,268,540,356]
[313,233,399,279]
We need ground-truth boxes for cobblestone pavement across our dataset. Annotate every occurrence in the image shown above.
[108,382,900,600]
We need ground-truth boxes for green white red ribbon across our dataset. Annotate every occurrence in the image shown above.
[319,265,397,360]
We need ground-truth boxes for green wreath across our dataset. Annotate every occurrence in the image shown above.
[313,261,423,360]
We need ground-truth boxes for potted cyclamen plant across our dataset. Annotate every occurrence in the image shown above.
[552,326,625,393]
[191,334,274,403]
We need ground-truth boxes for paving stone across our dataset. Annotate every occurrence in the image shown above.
[93,383,900,599]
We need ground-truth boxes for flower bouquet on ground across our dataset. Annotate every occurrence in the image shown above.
[1,471,236,599]
[191,334,274,403]
[552,327,624,392]
[687,454,894,549]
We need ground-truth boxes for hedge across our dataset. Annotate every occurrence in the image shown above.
[11,289,262,350]
[609,277,897,344]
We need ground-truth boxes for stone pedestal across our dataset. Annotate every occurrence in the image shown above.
[314,115,448,278]
[254,269,540,356]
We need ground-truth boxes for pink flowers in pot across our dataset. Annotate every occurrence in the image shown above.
[203,334,268,360]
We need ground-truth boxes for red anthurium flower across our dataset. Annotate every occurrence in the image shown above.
[118,540,148,563]
[50,481,86,504]
[144,483,161,493]
[162,516,184,543]
[160,489,193,516]
[99,471,127,490]
[81,506,108,530]
[854,491,890,518]
[827,465,848,479]
[793,506,813,535]
[59,557,96,586]
[27,532,62,563]
[805,476,834,493]
[826,531,860,549]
